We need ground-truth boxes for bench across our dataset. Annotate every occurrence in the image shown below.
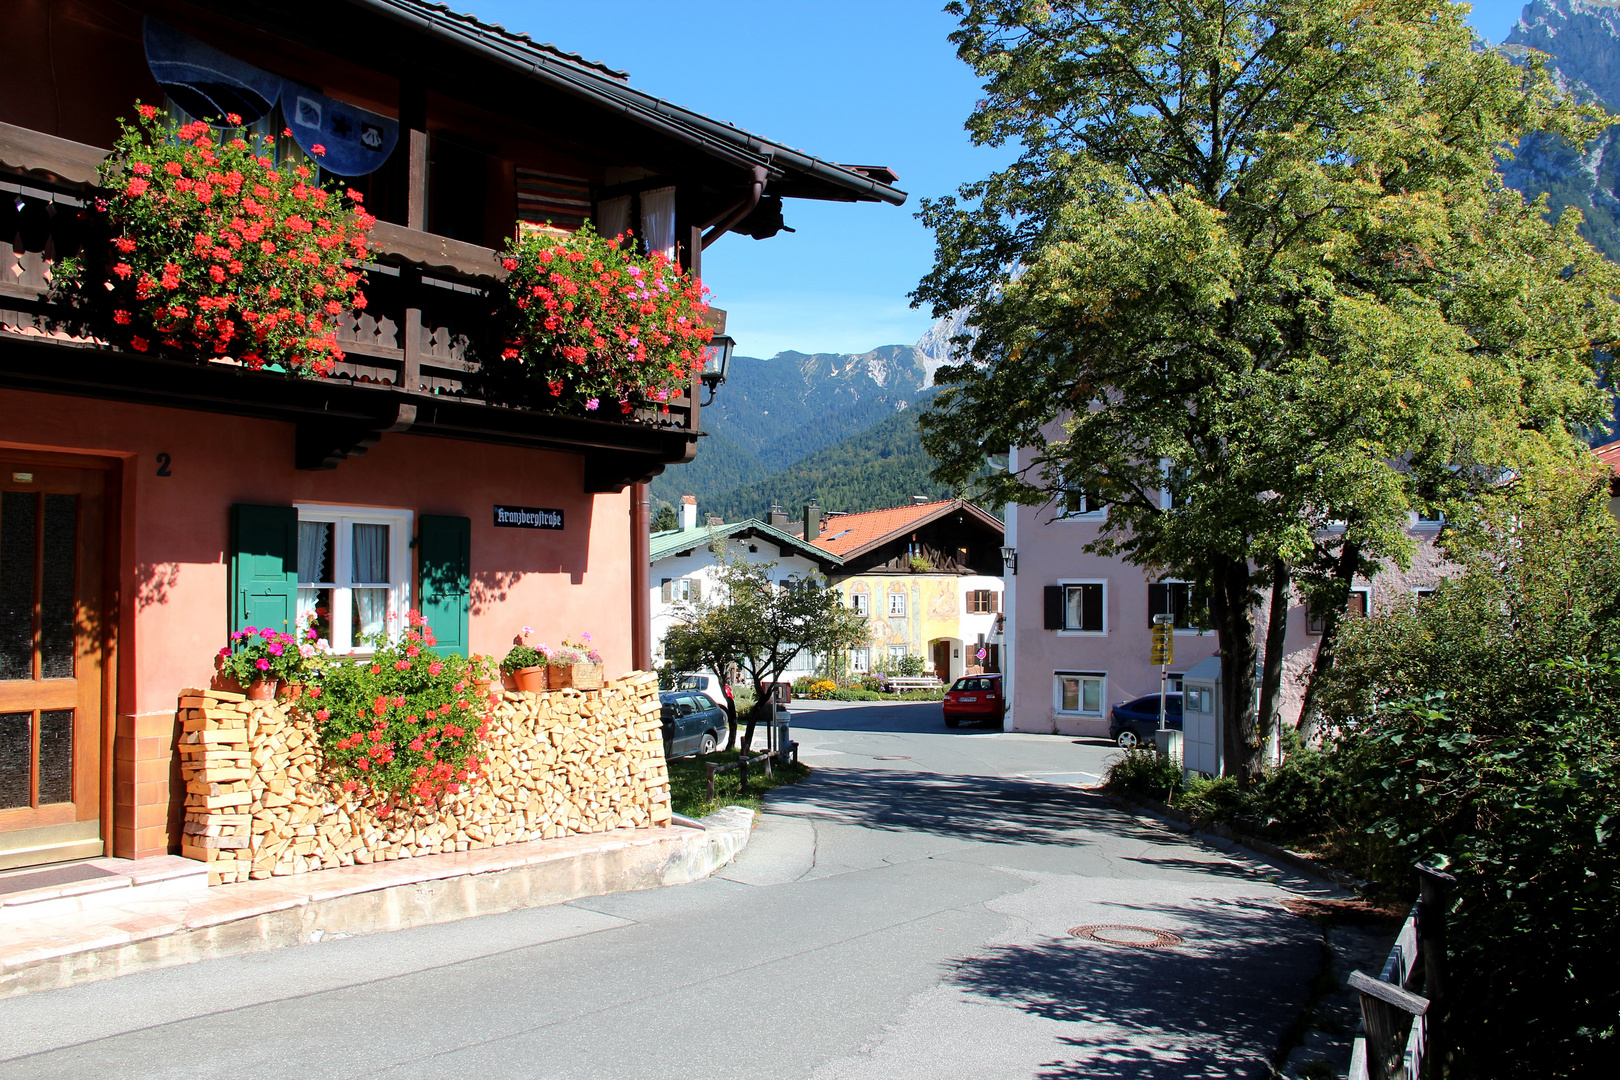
[884,676,943,693]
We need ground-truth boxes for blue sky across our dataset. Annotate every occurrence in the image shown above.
[473,1,1531,359]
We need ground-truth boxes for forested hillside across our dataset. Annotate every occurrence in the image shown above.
[701,399,957,522]
[648,344,933,510]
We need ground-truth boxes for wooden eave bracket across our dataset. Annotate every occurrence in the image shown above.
[295,404,418,470]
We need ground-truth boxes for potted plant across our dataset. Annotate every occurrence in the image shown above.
[216,626,303,700]
[502,628,549,693]
[469,653,502,702]
[59,102,375,376]
[547,633,604,691]
[490,223,714,416]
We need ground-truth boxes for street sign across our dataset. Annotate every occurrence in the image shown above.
[1150,621,1174,666]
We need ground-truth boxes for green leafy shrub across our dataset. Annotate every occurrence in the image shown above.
[1102,749,1184,802]
[310,612,489,802]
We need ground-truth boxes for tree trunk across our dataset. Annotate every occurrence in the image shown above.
[1297,540,1361,742]
[741,696,771,753]
[1210,556,1262,783]
[1256,559,1291,769]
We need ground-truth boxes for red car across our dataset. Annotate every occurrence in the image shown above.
[943,674,1004,727]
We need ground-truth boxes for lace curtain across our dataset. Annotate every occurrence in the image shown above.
[639,186,676,259]
[597,195,631,241]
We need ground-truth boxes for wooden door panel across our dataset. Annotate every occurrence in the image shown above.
[0,461,105,864]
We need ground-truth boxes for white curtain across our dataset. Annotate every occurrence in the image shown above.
[297,520,329,583]
[639,186,676,259]
[353,590,388,642]
[597,195,631,241]
[351,523,388,584]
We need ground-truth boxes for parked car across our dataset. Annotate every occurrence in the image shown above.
[943,674,1004,727]
[1109,692,1183,749]
[660,691,726,758]
[676,671,731,711]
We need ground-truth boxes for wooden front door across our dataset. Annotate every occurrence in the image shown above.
[0,463,105,870]
[932,640,951,684]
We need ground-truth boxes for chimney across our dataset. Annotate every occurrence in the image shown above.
[681,495,698,532]
[804,502,822,542]
[768,503,788,530]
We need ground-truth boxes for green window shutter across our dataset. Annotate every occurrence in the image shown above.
[419,515,471,656]
[661,578,672,603]
[230,504,299,635]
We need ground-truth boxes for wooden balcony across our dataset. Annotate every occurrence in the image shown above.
[0,122,704,489]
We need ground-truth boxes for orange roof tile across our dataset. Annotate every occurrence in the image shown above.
[811,500,974,558]
[1594,440,1620,475]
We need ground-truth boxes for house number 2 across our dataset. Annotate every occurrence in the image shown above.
[156,452,172,477]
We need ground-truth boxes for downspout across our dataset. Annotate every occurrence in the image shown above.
[631,482,652,671]
[701,166,767,250]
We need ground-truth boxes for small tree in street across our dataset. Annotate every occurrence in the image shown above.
[916,0,1620,781]
[670,549,868,751]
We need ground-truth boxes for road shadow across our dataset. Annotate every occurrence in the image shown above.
[946,897,1320,1079]
[789,701,1001,736]
[772,768,1178,850]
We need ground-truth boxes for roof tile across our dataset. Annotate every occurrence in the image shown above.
[810,501,959,557]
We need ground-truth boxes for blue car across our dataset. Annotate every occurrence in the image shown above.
[1109,692,1183,749]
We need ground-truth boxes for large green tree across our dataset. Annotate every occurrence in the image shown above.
[667,546,868,751]
[916,0,1620,780]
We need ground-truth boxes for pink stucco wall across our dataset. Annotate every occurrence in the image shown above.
[0,387,634,725]
[1006,484,1453,740]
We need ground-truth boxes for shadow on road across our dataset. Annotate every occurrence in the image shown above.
[773,768,1172,849]
[789,701,1002,736]
[946,898,1318,1079]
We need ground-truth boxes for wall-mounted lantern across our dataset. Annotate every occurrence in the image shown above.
[700,335,734,405]
[999,544,1018,576]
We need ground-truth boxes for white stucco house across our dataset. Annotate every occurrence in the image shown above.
[649,497,844,679]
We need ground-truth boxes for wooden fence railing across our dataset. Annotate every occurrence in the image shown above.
[1348,862,1456,1080]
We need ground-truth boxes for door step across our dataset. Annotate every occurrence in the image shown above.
[0,856,208,924]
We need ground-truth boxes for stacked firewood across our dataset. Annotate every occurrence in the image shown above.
[177,671,672,886]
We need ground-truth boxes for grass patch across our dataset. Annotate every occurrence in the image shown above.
[666,748,810,818]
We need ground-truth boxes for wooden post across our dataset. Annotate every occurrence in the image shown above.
[738,754,749,796]
[402,268,423,391]
[1416,861,1455,1067]
[705,761,718,802]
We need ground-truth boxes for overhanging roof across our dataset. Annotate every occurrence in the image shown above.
[344,0,907,207]
[651,519,844,572]
[811,499,1004,560]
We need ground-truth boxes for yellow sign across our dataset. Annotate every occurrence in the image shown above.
[1150,623,1173,666]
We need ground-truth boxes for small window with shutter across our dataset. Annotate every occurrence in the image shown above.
[1058,582,1105,633]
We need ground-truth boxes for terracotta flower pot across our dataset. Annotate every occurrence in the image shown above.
[512,665,547,693]
[279,682,304,702]
[548,661,603,691]
[246,677,278,701]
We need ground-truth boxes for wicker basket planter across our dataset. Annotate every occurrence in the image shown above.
[548,661,604,691]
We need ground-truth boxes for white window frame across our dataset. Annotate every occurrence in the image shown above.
[1413,586,1437,601]
[1306,587,1371,635]
[1058,579,1107,635]
[295,503,413,654]
[1414,509,1443,530]
[888,591,907,617]
[851,647,870,674]
[1056,488,1106,520]
[1054,671,1106,716]
[851,592,870,616]
[887,645,909,664]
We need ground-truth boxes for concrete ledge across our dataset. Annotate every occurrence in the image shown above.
[0,808,753,998]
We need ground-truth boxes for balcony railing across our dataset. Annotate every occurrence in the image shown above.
[0,121,706,437]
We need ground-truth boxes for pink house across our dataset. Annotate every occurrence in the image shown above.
[1001,448,1452,746]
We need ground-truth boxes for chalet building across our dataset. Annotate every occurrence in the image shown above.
[0,0,902,870]
[803,500,1004,683]
[1001,447,1452,744]
[649,497,841,680]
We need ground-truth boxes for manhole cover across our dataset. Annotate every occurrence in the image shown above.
[1069,924,1184,949]
[872,755,911,760]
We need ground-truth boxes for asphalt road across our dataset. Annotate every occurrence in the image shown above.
[0,701,1331,1079]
